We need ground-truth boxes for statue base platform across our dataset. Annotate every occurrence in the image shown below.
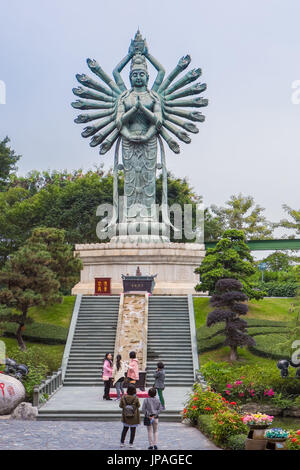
[72,241,205,296]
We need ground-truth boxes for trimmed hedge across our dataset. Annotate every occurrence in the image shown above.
[197,318,290,354]
[226,434,247,450]
[253,281,299,297]
[1,321,68,345]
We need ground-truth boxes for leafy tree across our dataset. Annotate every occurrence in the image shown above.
[209,193,273,240]
[203,207,225,241]
[277,205,300,237]
[27,227,83,294]
[207,278,255,361]
[0,243,62,350]
[0,169,202,267]
[195,229,264,299]
[0,137,21,191]
[262,251,293,272]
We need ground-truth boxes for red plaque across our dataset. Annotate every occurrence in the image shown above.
[94,277,111,295]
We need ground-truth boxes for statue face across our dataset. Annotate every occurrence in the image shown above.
[130,69,148,88]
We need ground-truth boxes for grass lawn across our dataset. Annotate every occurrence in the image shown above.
[194,296,295,328]
[28,295,75,327]
[199,345,275,367]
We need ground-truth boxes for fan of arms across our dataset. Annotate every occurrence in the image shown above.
[71,50,208,155]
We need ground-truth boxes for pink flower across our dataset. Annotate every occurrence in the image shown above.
[239,392,245,397]
[226,384,232,389]
[225,390,231,395]
[235,380,243,385]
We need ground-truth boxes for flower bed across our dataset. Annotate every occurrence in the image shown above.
[183,384,300,450]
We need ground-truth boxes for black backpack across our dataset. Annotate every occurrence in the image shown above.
[124,396,136,418]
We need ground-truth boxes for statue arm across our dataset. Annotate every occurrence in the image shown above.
[113,53,133,92]
[138,99,162,129]
[145,53,165,92]
[116,96,138,130]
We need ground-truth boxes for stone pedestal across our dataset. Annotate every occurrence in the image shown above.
[72,241,205,295]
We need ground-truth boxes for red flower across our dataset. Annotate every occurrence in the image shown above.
[297,430,300,436]
[230,402,237,405]
[204,407,212,411]
[292,438,297,443]
[192,406,197,409]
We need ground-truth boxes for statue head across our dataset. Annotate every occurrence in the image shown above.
[130,54,149,88]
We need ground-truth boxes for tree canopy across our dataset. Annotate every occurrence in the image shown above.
[0,137,21,191]
[208,193,273,240]
[195,229,264,299]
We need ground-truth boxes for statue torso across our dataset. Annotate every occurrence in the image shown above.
[123,90,155,134]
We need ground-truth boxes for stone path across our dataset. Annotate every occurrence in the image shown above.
[0,420,218,450]
[39,386,191,414]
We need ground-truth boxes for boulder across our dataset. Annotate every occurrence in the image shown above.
[241,403,282,416]
[283,407,300,418]
[10,402,38,420]
[0,373,26,415]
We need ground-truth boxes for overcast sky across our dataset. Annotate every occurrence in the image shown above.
[1,0,299,240]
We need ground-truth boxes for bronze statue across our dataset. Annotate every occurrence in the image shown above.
[72,30,208,239]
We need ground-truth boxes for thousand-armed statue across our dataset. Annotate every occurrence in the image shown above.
[72,30,208,241]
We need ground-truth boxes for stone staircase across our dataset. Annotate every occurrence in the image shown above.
[37,294,196,422]
[146,296,195,387]
[63,295,119,386]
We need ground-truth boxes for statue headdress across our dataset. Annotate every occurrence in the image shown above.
[130,53,148,73]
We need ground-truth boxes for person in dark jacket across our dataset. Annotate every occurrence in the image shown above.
[119,384,140,448]
[142,387,163,450]
[154,362,165,409]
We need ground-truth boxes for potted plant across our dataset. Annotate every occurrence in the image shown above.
[243,413,274,450]
[265,428,289,443]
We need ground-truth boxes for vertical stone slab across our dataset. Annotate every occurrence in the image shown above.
[114,293,148,371]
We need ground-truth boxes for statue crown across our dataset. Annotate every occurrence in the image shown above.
[130,53,148,73]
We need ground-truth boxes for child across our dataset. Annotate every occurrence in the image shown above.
[119,384,140,448]
[127,351,139,385]
[154,362,165,409]
[102,352,113,400]
[112,354,127,400]
[142,387,163,450]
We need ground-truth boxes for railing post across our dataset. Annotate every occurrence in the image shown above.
[46,376,52,396]
[58,368,62,387]
[33,385,39,407]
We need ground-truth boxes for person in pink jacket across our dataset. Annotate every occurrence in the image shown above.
[102,352,113,400]
[127,351,139,384]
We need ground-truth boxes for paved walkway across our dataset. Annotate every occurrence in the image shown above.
[39,386,191,414]
[0,420,218,450]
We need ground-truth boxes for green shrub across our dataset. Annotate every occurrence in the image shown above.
[211,409,248,444]
[226,433,247,450]
[197,414,214,437]
[287,430,300,450]
[253,281,299,297]
[1,321,68,344]
[183,385,229,422]
[200,361,300,402]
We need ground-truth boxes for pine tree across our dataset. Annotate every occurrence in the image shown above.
[0,244,61,350]
[207,278,255,361]
[195,228,264,300]
[27,227,82,294]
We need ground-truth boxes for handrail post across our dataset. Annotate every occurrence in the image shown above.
[33,385,39,407]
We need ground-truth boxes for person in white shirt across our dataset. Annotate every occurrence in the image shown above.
[112,354,128,400]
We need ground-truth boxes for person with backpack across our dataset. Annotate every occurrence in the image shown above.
[154,362,165,409]
[127,351,139,385]
[119,384,140,448]
[112,354,127,400]
[142,387,163,450]
[102,352,113,400]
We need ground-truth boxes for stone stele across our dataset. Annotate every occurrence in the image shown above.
[0,374,26,415]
